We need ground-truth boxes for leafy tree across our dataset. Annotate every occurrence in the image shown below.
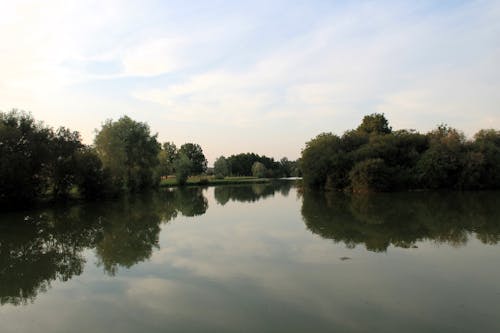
[213,156,229,179]
[75,147,114,199]
[48,127,83,199]
[349,158,391,192]
[299,114,500,191]
[416,125,465,189]
[94,116,161,192]
[251,161,267,178]
[174,153,192,185]
[0,110,52,206]
[158,141,177,176]
[356,113,392,135]
[301,133,344,188]
[179,143,207,174]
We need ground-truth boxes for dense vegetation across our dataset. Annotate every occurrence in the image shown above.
[301,113,500,192]
[220,153,300,178]
[0,110,299,209]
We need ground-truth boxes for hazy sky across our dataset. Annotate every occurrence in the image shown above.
[1,1,499,163]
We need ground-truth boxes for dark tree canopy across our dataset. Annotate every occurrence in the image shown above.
[301,114,500,191]
[356,113,392,135]
[179,143,207,175]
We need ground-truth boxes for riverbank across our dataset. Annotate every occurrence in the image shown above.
[160,176,272,187]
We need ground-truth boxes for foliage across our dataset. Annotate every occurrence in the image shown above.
[301,114,500,191]
[356,113,392,135]
[94,116,161,192]
[48,127,84,199]
[179,143,207,175]
[213,156,229,179]
[0,110,52,206]
[226,153,283,177]
[158,141,178,176]
[174,153,192,185]
[349,158,391,192]
[251,161,267,178]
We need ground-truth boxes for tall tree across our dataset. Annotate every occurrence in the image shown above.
[179,143,207,174]
[213,156,229,179]
[0,110,52,206]
[94,116,160,192]
[158,141,177,176]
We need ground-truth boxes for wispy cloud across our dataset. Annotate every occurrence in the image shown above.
[0,0,499,162]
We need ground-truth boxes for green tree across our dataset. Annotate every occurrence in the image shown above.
[75,147,114,199]
[158,141,177,176]
[301,133,345,188]
[94,116,161,192]
[349,158,391,192]
[416,125,464,189]
[251,161,267,178]
[356,113,392,135]
[48,127,83,199]
[179,143,207,174]
[213,156,229,179]
[174,152,192,185]
[0,110,52,206]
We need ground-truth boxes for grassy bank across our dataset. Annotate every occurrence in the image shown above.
[160,176,271,187]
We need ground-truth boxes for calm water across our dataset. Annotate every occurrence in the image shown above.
[0,182,499,332]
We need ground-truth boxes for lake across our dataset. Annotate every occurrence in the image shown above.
[0,182,499,332]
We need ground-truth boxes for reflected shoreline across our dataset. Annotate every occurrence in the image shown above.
[0,182,499,306]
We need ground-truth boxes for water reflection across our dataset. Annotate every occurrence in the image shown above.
[214,181,292,205]
[0,188,209,305]
[2,182,500,310]
[301,190,500,251]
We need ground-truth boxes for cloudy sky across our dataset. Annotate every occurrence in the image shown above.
[1,0,499,163]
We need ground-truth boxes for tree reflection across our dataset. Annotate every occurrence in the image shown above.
[214,182,292,205]
[0,207,100,305]
[301,190,500,252]
[0,187,210,305]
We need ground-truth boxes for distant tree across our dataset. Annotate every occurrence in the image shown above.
[94,116,161,192]
[299,114,496,192]
[349,158,391,192]
[213,156,229,179]
[301,133,344,188]
[75,147,114,199]
[48,127,83,199]
[158,141,177,176]
[251,162,267,178]
[356,113,392,135]
[0,110,52,206]
[416,125,465,189]
[179,143,207,175]
[174,153,192,185]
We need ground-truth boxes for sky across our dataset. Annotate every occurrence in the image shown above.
[0,0,499,164]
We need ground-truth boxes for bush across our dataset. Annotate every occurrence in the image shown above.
[349,158,391,192]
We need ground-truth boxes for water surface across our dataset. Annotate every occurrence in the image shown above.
[0,182,499,332]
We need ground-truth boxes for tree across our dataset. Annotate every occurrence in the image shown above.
[48,127,83,199]
[174,153,192,185]
[94,116,161,192]
[416,125,464,189]
[0,110,52,206]
[356,113,392,135]
[251,161,267,178]
[179,143,207,175]
[301,133,345,188]
[75,147,114,199]
[349,158,391,192]
[213,156,229,179]
[158,141,177,176]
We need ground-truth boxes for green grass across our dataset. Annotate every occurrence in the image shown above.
[160,175,271,187]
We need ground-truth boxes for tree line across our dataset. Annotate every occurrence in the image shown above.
[301,113,500,191]
[0,110,298,208]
